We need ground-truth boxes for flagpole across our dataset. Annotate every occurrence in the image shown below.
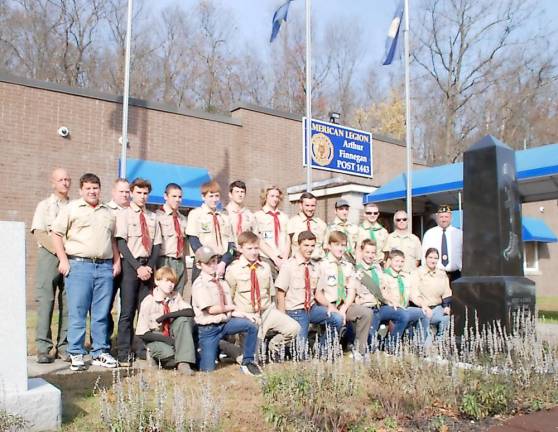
[403,0,412,233]
[305,0,312,192]
[119,0,133,178]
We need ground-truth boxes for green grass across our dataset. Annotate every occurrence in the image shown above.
[538,296,558,324]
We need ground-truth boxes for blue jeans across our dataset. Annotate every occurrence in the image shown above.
[403,306,430,344]
[286,304,343,347]
[425,305,450,345]
[197,318,258,372]
[65,259,113,357]
[370,305,409,349]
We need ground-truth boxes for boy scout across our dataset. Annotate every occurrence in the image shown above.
[225,231,300,360]
[31,168,71,363]
[275,230,341,355]
[319,231,372,359]
[325,199,359,262]
[357,203,388,265]
[253,186,291,278]
[287,192,327,260]
[225,180,256,244]
[156,183,188,296]
[51,173,120,371]
[381,250,429,347]
[192,246,261,375]
[136,266,196,375]
[186,179,234,283]
[383,210,422,274]
[115,178,162,365]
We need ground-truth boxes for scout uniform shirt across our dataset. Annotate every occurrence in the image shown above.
[318,253,356,305]
[287,212,327,260]
[357,220,388,263]
[275,254,319,311]
[354,261,382,308]
[106,200,126,212]
[225,255,274,315]
[225,203,256,244]
[192,271,234,325]
[51,198,115,259]
[254,205,290,259]
[31,193,69,252]
[136,289,191,335]
[326,217,359,259]
[115,202,162,258]
[409,266,452,308]
[186,203,233,256]
[383,231,422,274]
[156,204,187,259]
[381,268,411,308]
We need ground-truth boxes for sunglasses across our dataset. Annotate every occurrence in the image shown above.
[395,218,408,222]
[365,211,379,215]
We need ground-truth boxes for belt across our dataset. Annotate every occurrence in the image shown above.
[428,303,442,309]
[164,256,184,261]
[137,257,149,264]
[68,255,112,264]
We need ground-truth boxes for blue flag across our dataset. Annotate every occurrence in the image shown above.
[382,0,404,65]
[270,0,293,43]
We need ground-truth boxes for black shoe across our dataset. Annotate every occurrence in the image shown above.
[135,350,147,361]
[37,353,54,364]
[57,351,71,362]
[240,363,262,376]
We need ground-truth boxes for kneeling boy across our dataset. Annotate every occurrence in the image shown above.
[136,266,196,374]
[192,246,261,375]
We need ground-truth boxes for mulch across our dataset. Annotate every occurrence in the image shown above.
[487,407,558,432]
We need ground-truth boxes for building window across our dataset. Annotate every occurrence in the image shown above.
[523,242,539,274]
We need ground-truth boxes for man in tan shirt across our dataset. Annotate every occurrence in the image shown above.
[156,183,188,296]
[357,203,388,265]
[225,231,300,360]
[383,210,422,274]
[51,173,121,371]
[186,179,234,283]
[325,199,359,262]
[287,192,327,260]
[31,168,71,363]
[114,178,162,365]
[225,180,256,244]
[253,186,291,279]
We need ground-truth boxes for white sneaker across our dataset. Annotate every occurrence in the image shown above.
[92,353,118,368]
[70,354,87,371]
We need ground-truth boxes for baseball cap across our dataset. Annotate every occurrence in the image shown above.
[335,199,350,208]
[195,246,220,264]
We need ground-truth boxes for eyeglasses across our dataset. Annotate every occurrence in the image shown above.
[395,218,408,222]
[365,211,379,215]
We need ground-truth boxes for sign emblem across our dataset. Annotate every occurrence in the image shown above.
[311,133,334,166]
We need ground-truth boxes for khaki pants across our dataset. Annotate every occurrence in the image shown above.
[157,256,187,296]
[260,306,301,355]
[146,317,196,366]
[346,304,373,355]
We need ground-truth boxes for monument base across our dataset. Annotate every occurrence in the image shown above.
[452,275,536,336]
[1,378,62,431]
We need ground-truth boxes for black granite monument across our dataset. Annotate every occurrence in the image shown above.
[452,135,536,335]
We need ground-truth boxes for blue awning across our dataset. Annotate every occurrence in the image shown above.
[451,211,557,243]
[125,158,211,208]
[364,137,558,211]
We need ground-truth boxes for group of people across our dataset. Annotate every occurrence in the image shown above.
[31,168,463,375]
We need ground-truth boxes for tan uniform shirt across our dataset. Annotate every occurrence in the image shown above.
[325,217,359,256]
[105,200,126,213]
[192,271,233,325]
[136,288,191,335]
[156,204,187,258]
[186,204,233,255]
[287,212,327,259]
[317,253,357,304]
[357,221,388,262]
[381,269,411,308]
[275,254,319,311]
[409,267,452,308]
[353,261,382,307]
[225,203,256,243]
[254,205,290,259]
[51,198,115,259]
[31,193,69,252]
[225,255,274,314]
[115,202,162,259]
[383,231,422,273]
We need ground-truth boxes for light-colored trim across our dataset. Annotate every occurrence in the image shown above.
[523,242,539,273]
[288,183,377,202]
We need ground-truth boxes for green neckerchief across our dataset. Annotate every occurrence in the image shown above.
[329,253,346,305]
[360,222,383,242]
[357,262,380,288]
[384,268,406,307]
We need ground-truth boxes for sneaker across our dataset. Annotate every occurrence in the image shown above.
[92,353,118,368]
[69,354,87,371]
[240,363,262,376]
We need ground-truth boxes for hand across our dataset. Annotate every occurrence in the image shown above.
[443,306,451,315]
[224,304,236,313]
[422,306,433,319]
[272,256,284,269]
[327,304,338,314]
[338,309,347,325]
[216,261,226,277]
[58,259,70,276]
[137,266,151,281]
[112,260,121,277]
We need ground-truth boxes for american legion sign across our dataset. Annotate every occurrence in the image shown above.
[303,118,373,178]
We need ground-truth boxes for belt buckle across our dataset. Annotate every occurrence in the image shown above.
[91,257,102,263]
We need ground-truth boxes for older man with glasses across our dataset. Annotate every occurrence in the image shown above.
[383,210,422,274]
[357,203,388,265]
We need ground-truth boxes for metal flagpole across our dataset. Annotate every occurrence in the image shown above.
[305,0,313,192]
[119,0,133,178]
[403,0,413,233]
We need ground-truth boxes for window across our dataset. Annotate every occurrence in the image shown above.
[523,242,539,273]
